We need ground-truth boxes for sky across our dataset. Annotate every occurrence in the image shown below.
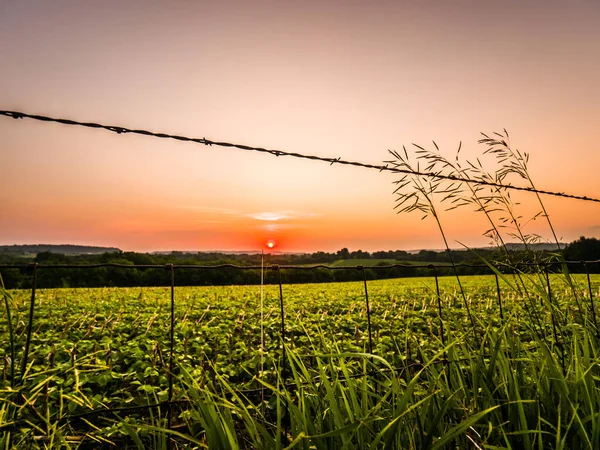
[1,0,599,253]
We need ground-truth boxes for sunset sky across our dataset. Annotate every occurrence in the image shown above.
[1,0,599,253]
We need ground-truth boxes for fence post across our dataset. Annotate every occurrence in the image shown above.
[358,266,373,355]
[167,263,175,448]
[275,266,287,381]
[584,261,598,333]
[430,265,446,348]
[1,272,16,390]
[545,265,565,371]
[494,272,504,324]
[274,265,290,442]
[430,264,450,388]
[20,263,38,384]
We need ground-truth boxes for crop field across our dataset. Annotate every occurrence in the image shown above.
[329,259,450,267]
[2,273,600,448]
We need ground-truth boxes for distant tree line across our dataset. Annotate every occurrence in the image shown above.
[0,244,121,255]
[0,237,598,289]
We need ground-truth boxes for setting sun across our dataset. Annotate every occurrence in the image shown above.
[266,240,275,249]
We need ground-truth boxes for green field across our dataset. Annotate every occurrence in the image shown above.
[329,258,402,266]
[2,274,600,448]
[328,258,451,267]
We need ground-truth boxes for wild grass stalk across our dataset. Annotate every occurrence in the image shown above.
[479,131,587,329]
[385,146,476,334]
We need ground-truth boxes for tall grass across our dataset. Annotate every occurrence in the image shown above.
[125,318,600,449]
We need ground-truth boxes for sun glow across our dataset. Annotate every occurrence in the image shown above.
[266,240,275,249]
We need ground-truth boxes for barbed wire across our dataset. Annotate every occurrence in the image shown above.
[2,109,599,203]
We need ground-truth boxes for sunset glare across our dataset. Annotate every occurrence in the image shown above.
[1,1,599,253]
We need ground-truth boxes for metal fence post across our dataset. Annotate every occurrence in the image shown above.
[275,266,287,382]
[1,271,16,389]
[494,272,504,324]
[545,264,565,371]
[20,263,38,384]
[584,261,598,333]
[358,266,373,355]
[167,263,175,449]
[430,264,450,388]
[274,265,290,442]
[430,265,446,348]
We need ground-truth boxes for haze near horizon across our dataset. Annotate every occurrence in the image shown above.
[1,0,599,253]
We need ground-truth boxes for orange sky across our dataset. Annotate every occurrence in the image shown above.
[1,0,599,253]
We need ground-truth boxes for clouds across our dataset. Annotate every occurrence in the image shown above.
[179,206,319,232]
[181,205,317,222]
[248,212,287,221]
[246,211,318,221]
[587,225,600,235]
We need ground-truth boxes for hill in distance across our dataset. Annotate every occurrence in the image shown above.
[0,244,122,256]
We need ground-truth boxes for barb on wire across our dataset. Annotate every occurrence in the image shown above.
[1,109,598,203]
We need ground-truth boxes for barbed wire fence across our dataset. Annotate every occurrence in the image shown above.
[2,108,600,445]
[1,259,600,443]
[2,109,600,446]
